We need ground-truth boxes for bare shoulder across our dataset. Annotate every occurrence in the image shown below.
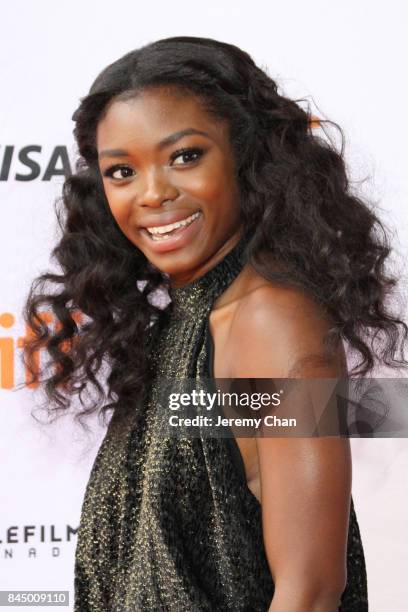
[226,267,346,378]
[233,273,333,335]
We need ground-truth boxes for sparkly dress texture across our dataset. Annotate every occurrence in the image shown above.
[74,237,368,611]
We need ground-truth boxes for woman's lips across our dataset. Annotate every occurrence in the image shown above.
[140,209,200,229]
[139,210,203,253]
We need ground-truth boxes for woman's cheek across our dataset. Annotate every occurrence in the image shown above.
[104,186,133,225]
[198,157,238,202]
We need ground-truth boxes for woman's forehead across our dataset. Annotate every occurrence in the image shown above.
[96,88,228,152]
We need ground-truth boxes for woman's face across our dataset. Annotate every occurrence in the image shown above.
[96,86,243,286]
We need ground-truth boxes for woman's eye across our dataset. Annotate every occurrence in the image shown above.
[103,165,135,180]
[171,147,204,166]
[102,148,204,180]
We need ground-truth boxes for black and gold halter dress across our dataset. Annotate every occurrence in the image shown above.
[74,236,368,611]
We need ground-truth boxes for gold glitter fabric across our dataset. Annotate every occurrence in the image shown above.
[74,236,368,611]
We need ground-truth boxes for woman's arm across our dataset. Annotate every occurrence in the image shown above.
[229,284,350,611]
[260,437,350,612]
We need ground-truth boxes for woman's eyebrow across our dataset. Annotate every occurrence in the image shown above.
[157,127,211,149]
[98,127,211,160]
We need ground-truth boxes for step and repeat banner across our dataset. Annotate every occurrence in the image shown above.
[1,1,408,610]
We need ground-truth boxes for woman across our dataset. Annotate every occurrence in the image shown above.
[23,37,407,611]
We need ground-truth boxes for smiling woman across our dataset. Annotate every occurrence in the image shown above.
[22,36,407,611]
[95,88,242,282]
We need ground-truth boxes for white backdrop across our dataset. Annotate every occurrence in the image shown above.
[1,1,407,610]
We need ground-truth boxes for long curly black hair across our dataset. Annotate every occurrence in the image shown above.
[22,36,408,427]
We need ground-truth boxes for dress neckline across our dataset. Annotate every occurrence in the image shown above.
[168,233,250,319]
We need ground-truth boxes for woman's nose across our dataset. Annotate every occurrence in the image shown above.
[138,168,179,208]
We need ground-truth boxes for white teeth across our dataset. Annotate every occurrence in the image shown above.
[146,211,201,236]
[151,233,171,241]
